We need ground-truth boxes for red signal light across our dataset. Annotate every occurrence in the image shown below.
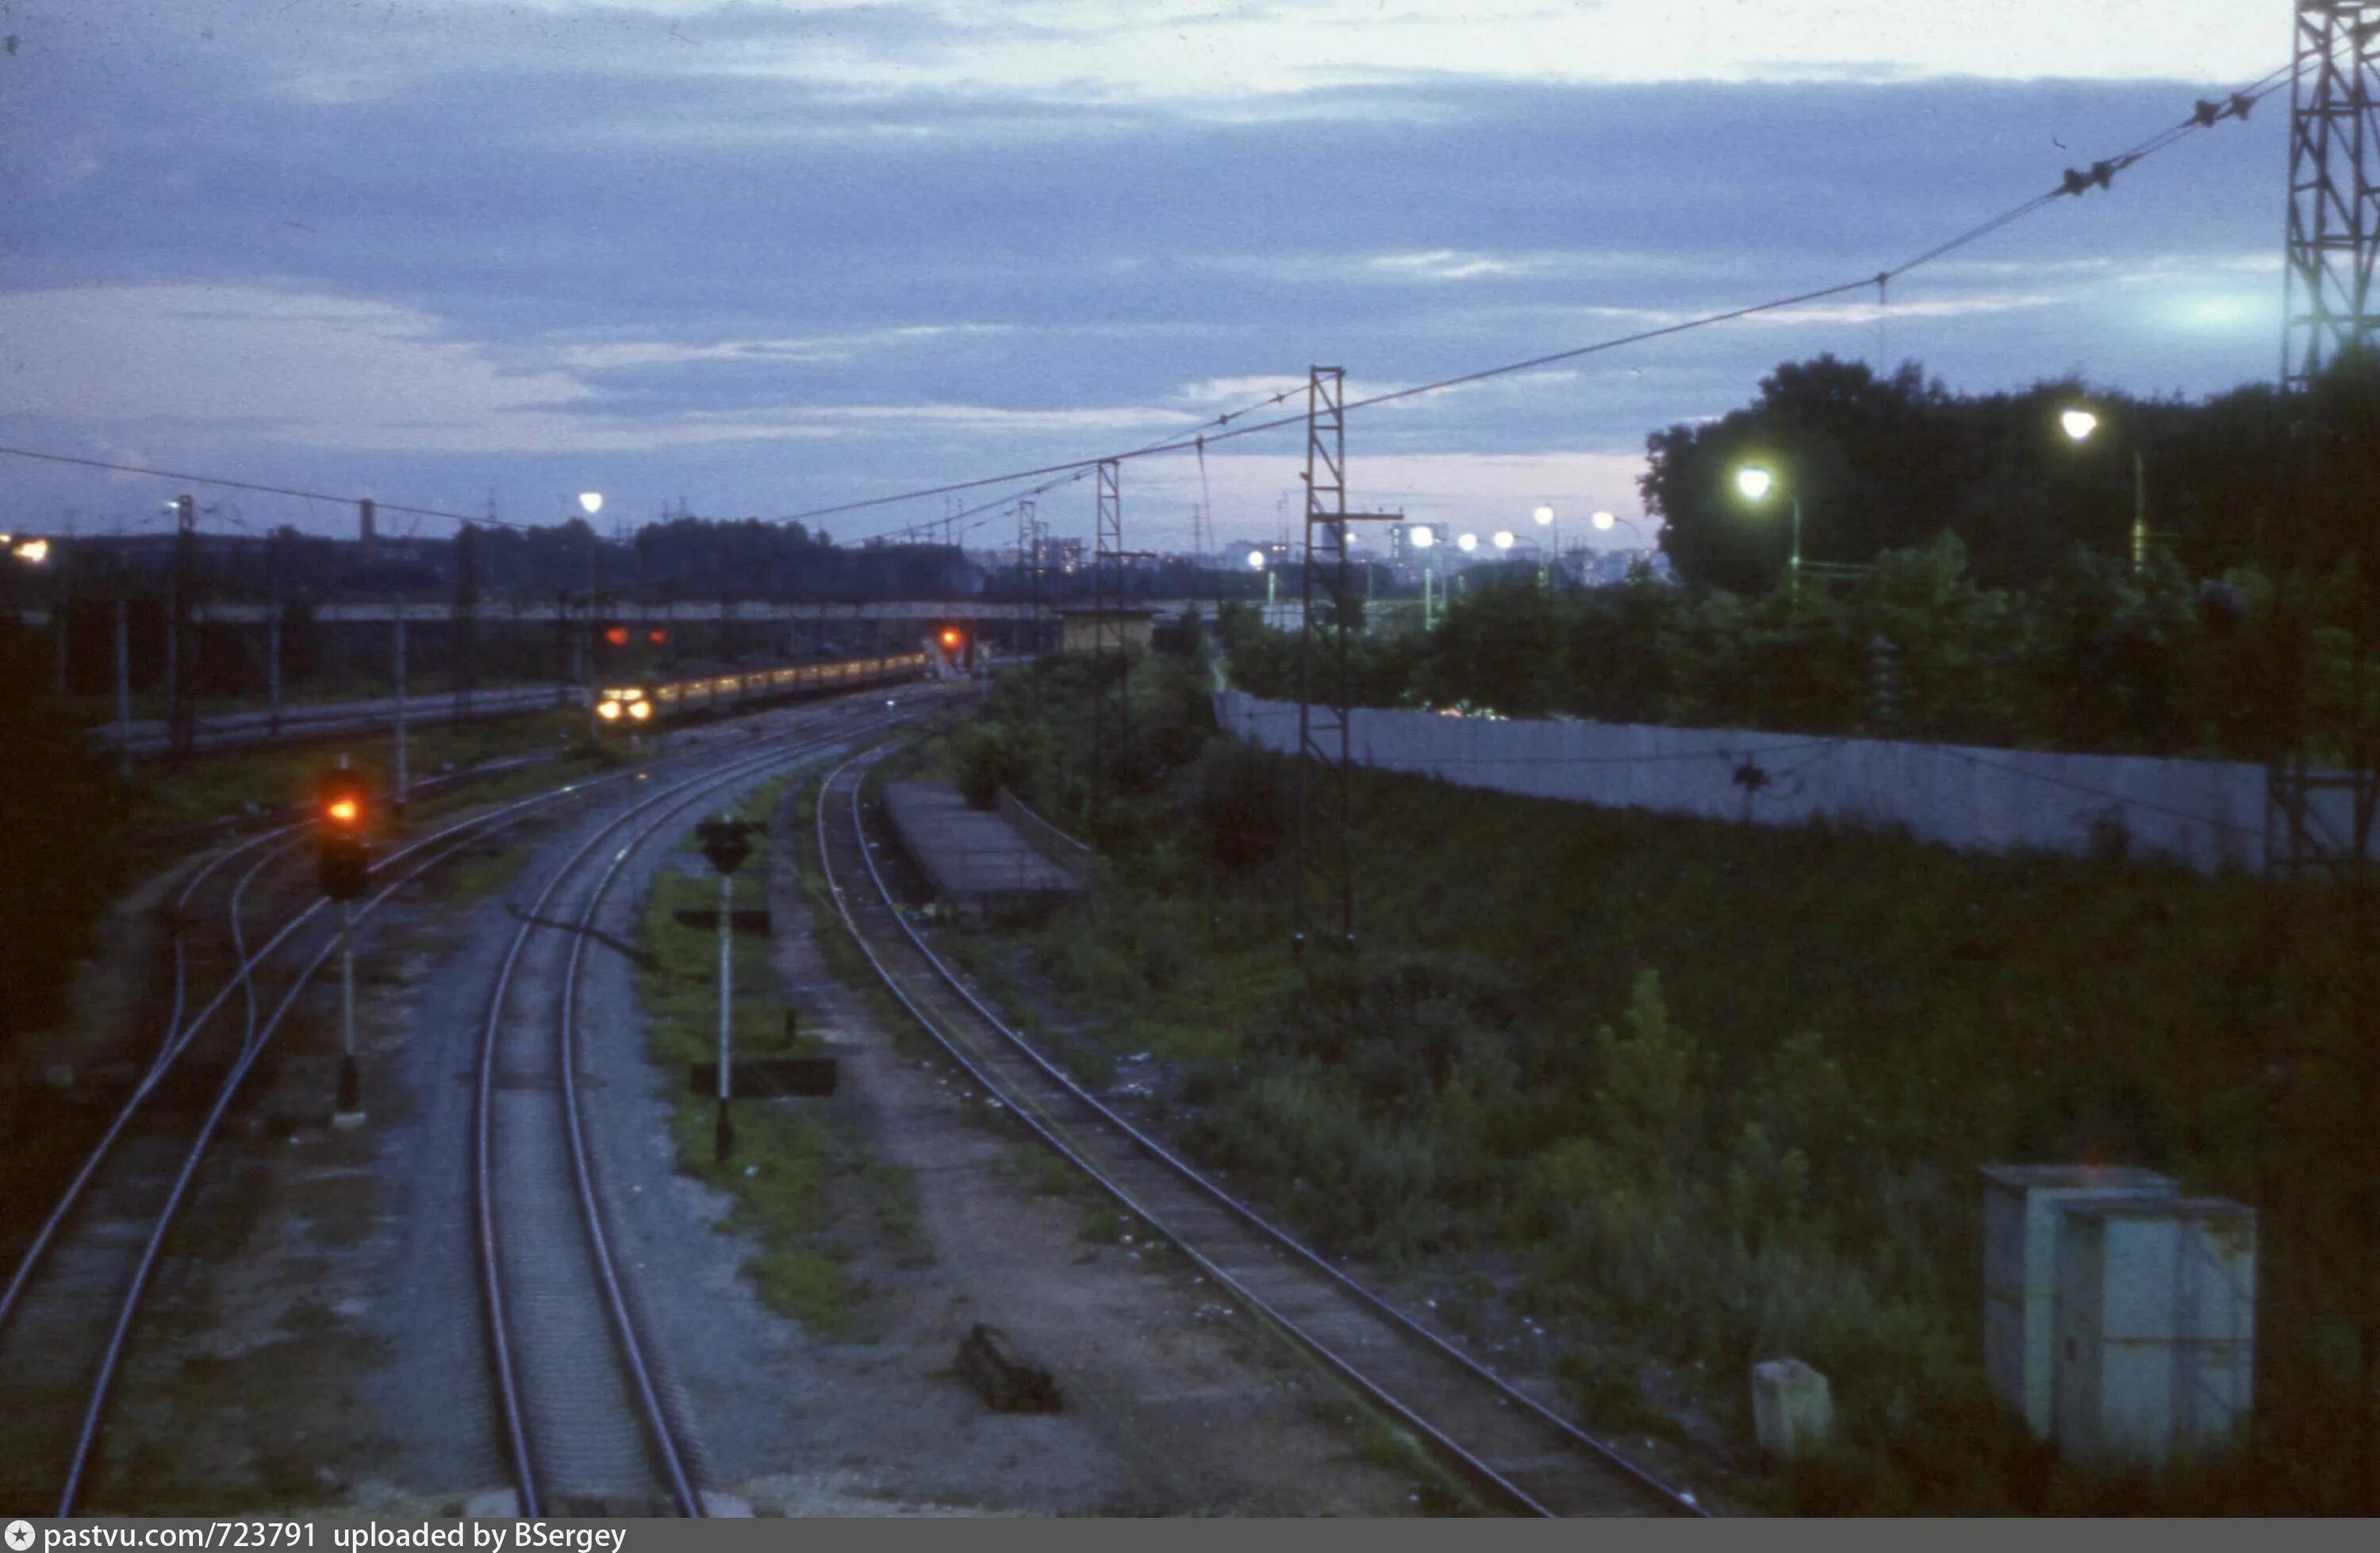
[603,625,631,647]
[939,629,962,650]
[327,797,361,825]
[648,629,669,644]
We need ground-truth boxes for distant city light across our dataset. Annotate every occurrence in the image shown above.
[2059,407,2101,443]
[1735,467,1775,501]
[1591,511,1617,531]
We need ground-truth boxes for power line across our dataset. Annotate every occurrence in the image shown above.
[0,446,546,534]
[0,63,2290,548]
[781,61,2291,534]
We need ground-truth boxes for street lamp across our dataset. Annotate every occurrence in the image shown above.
[1492,530,1514,552]
[2059,404,2148,575]
[1533,503,1557,587]
[1248,547,1276,623]
[1734,464,1802,613]
[1409,524,1439,628]
[13,537,49,563]
[1457,532,1478,553]
[578,491,604,518]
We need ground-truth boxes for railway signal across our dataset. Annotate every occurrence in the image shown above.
[697,817,755,1159]
[317,758,371,1128]
[317,763,372,901]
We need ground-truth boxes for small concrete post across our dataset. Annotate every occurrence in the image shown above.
[1751,1359,1833,1461]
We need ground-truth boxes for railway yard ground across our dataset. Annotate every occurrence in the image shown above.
[0,690,1432,1517]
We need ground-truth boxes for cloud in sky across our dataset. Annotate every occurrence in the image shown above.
[0,1,2294,547]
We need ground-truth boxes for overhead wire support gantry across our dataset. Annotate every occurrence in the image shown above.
[1088,460,1158,822]
[2283,1,2380,392]
[1292,367,1400,963]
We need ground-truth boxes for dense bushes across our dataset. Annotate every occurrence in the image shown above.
[948,643,2372,1510]
[1225,536,2339,762]
[0,621,133,1046]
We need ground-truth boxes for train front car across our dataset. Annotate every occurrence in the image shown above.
[593,682,657,732]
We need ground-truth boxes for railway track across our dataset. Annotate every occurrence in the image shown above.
[0,695,906,1515]
[815,748,1708,1519]
[470,711,904,1516]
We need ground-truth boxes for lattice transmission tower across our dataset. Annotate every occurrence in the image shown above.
[1088,460,1154,819]
[2283,1,2380,390]
[1292,367,1399,957]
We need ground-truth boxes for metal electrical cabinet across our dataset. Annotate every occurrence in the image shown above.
[2052,1197,2257,1469]
[1980,1165,2178,1437]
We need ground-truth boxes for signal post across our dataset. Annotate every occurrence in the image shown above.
[317,759,373,1128]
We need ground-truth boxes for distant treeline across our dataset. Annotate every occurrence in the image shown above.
[1645,351,2380,594]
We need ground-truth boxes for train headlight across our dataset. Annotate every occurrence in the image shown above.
[597,699,623,721]
[627,700,652,721]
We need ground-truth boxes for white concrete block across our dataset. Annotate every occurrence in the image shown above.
[1751,1358,1834,1460]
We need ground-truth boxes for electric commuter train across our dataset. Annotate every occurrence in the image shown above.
[593,648,931,729]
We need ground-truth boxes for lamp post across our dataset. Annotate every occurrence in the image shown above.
[1247,548,1275,626]
[1533,503,1557,588]
[1409,524,1438,628]
[1734,465,1802,616]
[2059,406,2149,576]
[577,492,603,734]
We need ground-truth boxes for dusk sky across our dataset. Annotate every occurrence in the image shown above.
[0,2,2291,555]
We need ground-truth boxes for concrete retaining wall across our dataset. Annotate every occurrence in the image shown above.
[1213,692,2377,877]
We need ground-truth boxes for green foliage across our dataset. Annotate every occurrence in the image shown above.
[1224,530,2352,761]
[939,640,2377,1506]
[0,621,134,1044]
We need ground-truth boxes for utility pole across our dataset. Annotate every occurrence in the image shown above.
[167,494,196,760]
[392,599,409,809]
[113,598,132,778]
[697,818,753,1162]
[267,610,283,740]
[454,522,479,725]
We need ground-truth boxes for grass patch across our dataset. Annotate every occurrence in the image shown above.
[634,759,862,1336]
[923,648,2380,1515]
[439,842,534,902]
[129,709,592,834]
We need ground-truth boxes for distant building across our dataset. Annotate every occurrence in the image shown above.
[1052,538,1088,576]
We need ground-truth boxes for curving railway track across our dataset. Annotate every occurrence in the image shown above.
[468,710,904,1516]
[0,694,915,1516]
[813,746,1710,1520]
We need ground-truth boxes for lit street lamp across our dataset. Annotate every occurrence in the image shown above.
[1533,503,1557,586]
[1457,532,1478,553]
[1248,547,1276,623]
[1409,524,1439,627]
[1492,529,1515,552]
[2059,405,2149,575]
[1734,464,1802,613]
